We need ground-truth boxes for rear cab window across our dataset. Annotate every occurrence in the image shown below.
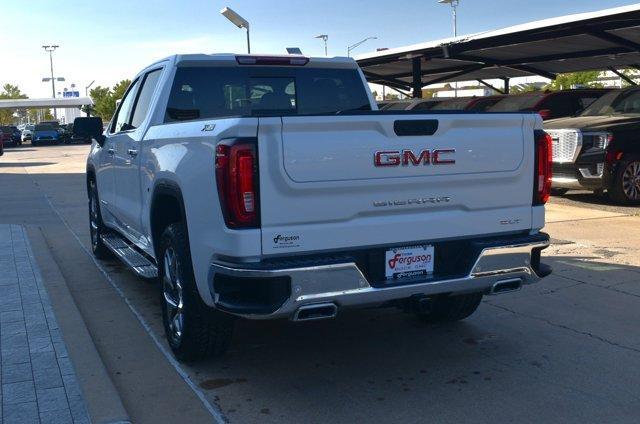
[165,66,371,122]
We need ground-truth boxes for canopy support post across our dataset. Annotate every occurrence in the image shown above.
[412,57,423,98]
[477,79,505,94]
[608,67,637,86]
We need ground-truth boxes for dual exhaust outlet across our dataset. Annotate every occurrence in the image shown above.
[489,278,523,295]
[290,278,522,321]
[292,303,338,322]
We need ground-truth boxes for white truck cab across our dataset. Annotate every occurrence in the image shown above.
[85,54,552,361]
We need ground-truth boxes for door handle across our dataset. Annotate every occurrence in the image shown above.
[107,148,115,155]
[127,149,138,157]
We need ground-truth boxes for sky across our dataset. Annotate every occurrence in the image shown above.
[0,0,636,98]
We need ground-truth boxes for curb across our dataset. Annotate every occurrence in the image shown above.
[26,226,131,424]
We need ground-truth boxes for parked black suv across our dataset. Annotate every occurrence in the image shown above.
[545,88,640,204]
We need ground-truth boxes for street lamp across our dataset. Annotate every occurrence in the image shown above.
[438,0,459,37]
[42,44,60,119]
[347,36,377,57]
[220,7,251,54]
[315,35,328,56]
[85,80,95,97]
[438,0,460,97]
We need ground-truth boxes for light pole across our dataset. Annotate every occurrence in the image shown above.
[315,35,328,56]
[438,0,460,96]
[42,45,60,119]
[347,36,377,57]
[376,48,390,100]
[438,0,459,37]
[85,80,95,97]
[220,7,251,54]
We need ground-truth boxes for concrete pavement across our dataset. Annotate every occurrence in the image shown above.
[1,144,640,423]
[0,224,90,424]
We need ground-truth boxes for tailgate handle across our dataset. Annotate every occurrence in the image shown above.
[394,120,438,136]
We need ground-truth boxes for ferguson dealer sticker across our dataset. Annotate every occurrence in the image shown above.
[272,234,301,249]
[385,245,434,279]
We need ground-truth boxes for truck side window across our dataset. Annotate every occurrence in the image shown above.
[111,79,140,134]
[130,69,162,129]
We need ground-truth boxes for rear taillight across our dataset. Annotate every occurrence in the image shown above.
[537,109,551,120]
[215,141,259,228]
[533,130,552,205]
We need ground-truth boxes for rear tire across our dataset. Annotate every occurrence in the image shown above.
[159,223,234,362]
[415,293,483,323]
[609,158,640,205]
[88,179,111,259]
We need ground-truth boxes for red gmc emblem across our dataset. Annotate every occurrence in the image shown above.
[374,149,456,167]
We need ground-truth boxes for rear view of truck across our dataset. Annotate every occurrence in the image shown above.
[88,53,552,360]
[193,56,553,323]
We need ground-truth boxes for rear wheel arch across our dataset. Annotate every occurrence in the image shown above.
[150,180,189,259]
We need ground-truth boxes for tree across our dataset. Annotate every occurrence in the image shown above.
[89,86,113,121]
[547,71,604,91]
[112,80,131,102]
[88,80,132,121]
[0,84,28,124]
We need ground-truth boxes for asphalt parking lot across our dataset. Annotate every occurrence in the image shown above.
[1,143,640,423]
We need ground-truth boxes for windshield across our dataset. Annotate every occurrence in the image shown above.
[580,89,640,116]
[165,66,371,122]
[488,94,545,112]
[35,124,55,131]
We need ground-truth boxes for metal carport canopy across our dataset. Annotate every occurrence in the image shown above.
[356,4,640,95]
[0,97,93,109]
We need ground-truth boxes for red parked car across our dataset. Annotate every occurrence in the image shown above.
[487,89,611,120]
[0,126,12,148]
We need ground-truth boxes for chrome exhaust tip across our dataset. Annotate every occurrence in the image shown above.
[489,278,523,295]
[292,303,338,322]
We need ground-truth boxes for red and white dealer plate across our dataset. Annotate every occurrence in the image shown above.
[385,245,434,279]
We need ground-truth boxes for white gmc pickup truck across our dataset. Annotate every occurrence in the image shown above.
[84,54,552,361]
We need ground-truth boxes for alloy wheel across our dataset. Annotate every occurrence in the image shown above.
[622,161,640,201]
[89,192,99,250]
[163,247,185,344]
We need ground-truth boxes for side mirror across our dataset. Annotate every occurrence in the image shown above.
[73,117,105,146]
[95,133,106,146]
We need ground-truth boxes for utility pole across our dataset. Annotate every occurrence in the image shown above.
[42,45,60,119]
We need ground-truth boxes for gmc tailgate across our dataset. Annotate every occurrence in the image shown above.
[257,113,539,255]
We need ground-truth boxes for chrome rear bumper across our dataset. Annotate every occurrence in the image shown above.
[210,235,550,320]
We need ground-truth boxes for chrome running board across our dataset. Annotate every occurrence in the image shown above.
[101,233,158,279]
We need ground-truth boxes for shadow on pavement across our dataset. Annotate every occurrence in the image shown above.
[0,162,57,167]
